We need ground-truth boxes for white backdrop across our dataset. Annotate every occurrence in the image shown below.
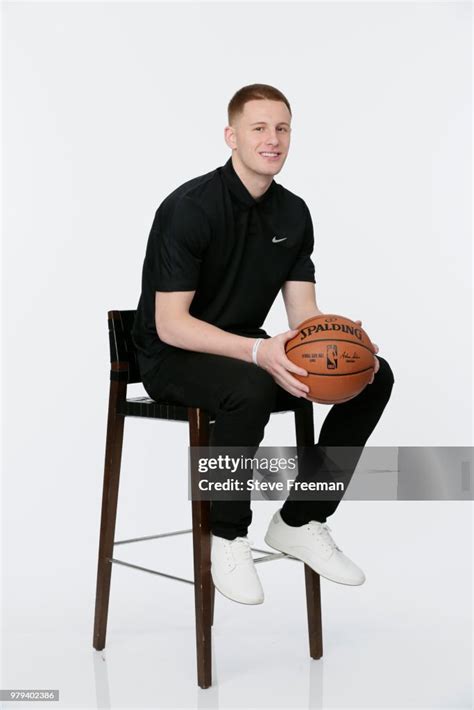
[2,3,472,709]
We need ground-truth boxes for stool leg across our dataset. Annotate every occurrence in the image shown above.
[93,378,126,650]
[304,564,323,659]
[209,421,215,627]
[294,405,323,660]
[189,408,213,689]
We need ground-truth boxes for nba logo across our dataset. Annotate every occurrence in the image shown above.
[326,344,338,369]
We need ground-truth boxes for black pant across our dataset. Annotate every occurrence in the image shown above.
[142,348,395,540]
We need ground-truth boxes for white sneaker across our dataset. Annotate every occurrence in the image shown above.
[211,534,264,605]
[264,510,366,586]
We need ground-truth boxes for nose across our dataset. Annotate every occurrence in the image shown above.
[265,133,279,146]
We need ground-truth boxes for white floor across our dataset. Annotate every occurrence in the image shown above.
[2,501,472,710]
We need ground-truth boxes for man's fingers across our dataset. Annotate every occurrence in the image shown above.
[355,325,380,379]
[368,356,380,384]
[275,374,308,399]
[285,377,310,395]
[282,356,308,378]
[275,366,310,395]
[282,328,300,342]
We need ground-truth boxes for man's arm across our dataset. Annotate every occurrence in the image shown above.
[155,291,256,363]
[281,280,324,329]
[156,290,310,398]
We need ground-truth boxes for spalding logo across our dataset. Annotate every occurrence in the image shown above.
[300,323,363,340]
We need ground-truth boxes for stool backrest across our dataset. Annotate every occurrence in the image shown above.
[107,310,141,384]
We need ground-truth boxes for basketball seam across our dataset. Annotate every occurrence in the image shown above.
[309,397,359,403]
[299,367,374,377]
[286,338,374,356]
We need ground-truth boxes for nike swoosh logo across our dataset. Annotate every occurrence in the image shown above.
[272,236,287,243]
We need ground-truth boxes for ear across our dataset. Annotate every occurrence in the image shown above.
[224,125,237,150]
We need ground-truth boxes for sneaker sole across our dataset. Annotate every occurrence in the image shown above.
[211,574,264,605]
[264,532,365,587]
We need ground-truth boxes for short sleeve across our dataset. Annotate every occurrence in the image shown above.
[146,197,210,291]
[285,202,316,283]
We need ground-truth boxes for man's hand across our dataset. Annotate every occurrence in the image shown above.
[256,330,310,399]
[256,320,380,403]
[354,319,379,384]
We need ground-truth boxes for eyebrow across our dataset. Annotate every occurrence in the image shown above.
[250,121,290,127]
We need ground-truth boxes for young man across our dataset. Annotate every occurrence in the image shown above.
[132,84,394,605]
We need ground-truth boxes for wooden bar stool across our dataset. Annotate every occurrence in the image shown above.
[93,310,323,689]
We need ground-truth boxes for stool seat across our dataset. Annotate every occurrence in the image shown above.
[118,395,312,421]
[117,396,189,421]
[93,309,323,689]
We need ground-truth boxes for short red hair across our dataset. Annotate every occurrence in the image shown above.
[227,83,292,125]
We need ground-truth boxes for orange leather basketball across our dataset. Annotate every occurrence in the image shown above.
[285,314,376,404]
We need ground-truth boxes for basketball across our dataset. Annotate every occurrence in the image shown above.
[285,314,376,404]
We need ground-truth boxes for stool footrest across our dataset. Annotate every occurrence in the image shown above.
[114,529,192,546]
[252,550,300,563]
[109,557,194,585]
[113,531,301,564]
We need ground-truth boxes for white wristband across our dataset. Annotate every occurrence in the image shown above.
[252,338,264,366]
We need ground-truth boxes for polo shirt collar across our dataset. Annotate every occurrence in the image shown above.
[221,156,276,208]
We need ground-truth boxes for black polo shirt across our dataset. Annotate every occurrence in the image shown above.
[132,156,316,379]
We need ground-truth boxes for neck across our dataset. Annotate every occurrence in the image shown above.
[231,152,273,201]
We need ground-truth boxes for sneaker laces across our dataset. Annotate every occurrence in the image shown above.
[224,536,254,565]
[307,522,342,553]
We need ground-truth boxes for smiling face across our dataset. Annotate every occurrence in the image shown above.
[224,98,292,179]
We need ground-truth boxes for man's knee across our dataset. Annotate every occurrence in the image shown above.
[375,356,395,390]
